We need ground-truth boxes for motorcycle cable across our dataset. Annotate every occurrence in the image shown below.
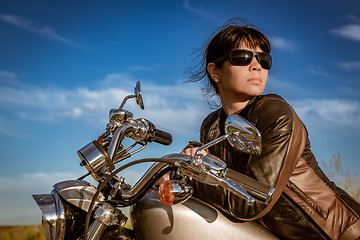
[105,166,177,207]
[78,172,91,180]
[84,157,180,240]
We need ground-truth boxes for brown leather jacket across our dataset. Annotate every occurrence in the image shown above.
[192,94,360,240]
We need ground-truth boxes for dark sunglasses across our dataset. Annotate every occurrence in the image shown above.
[214,49,272,70]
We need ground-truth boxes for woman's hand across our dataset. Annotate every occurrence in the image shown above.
[181,147,207,157]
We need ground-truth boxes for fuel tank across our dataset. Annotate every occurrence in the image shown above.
[131,189,279,240]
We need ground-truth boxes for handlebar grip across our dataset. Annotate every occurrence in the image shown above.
[225,169,274,203]
[151,129,172,146]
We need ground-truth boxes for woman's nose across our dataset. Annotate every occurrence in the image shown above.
[250,56,262,71]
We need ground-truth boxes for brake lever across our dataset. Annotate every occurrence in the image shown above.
[177,157,256,205]
[219,178,256,205]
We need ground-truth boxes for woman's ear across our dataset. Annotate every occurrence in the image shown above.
[207,63,220,83]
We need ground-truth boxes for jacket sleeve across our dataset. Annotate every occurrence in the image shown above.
[196,95,307,220]
[228,96,307,219]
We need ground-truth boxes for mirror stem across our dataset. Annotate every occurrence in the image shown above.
[193,133,232,165]
[119,95,135,110]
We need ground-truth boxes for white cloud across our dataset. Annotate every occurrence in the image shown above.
[183,0,224,24]
[0,70,16,81]
[337,61,360,71]
[269,36,296,51]
[0,73,208,136]
[292,99,360,129]
[331,24,360,43]
[0,70,22,86]
[347,14,360,24]
[0,172,79,192]
[0,168,146,194]
[266,76,309,96]
[308,65,337,79]
[0,172,84,225]
[339,87,360,97]
[63,107,83,118]
[0,167,147,225]
[0,14,81,46]
[2,72,359,140]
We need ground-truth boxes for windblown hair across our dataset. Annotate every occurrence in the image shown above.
[187,19,271,105]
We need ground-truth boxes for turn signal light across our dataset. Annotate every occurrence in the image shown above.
[158,180,193,206]
[159,180,175,206]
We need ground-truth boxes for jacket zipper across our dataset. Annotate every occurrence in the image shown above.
[287,180,328,220]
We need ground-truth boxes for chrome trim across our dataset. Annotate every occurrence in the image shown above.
[109,109,133,123]
[32,191,66,240]
[220,178,255,205]
[121,161,168,199]
[54,180,105,212]
[225,114,261,155]
[88,220,107,240]
[169,180,193,204]
[94,203,115,226]
[33,194,57,240]
[134,81,144,110]
[33,194,57,227]
[198,155,227,177]
[266,187,276,204]
[52,190,66,240]
[78,141,113,181]
[121,154,189,200]
[107,123,136,161]
[193,133,231,165]
[118,81,144,110]
[113,142,147,164]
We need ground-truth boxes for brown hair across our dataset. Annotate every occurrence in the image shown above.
[188,21,271,101]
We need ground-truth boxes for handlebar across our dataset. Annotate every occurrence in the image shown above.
[166,154,274,206]
[220,178,256,204]
[225,169,274,204]
[106,118,172,162]
[149,129,172,146]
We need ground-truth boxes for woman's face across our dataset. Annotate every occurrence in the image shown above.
[214,45,269,101]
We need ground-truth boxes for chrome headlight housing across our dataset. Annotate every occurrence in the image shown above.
[33,190,85,240]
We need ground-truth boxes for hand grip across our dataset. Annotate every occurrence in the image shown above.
[150,129,172,146]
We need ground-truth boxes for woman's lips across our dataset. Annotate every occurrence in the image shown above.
[248,78,262,84]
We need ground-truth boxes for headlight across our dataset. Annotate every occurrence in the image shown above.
[33,190,85,240]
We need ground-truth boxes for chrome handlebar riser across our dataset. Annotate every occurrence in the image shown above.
[107,122,136,161]
[121,162,169,199]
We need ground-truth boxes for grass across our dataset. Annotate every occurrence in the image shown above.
[322,153,360,201]
[0,225,45,240]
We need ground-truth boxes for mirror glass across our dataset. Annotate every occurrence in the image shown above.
[225,114,262,155]
[134,81,144,110]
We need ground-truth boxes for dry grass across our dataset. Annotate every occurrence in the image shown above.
[322,153,360,201]
[0,225,45,240]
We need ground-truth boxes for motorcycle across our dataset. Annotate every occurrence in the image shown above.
[33,81,279,239]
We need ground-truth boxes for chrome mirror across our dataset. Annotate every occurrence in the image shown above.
[118,81,145,110]
[192,115,261,167]
[134,81,144,110]
[225,114,261,155]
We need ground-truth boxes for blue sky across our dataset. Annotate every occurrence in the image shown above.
[0,0,359,225]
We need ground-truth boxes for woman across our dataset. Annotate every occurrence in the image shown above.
[183,23,360,239]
